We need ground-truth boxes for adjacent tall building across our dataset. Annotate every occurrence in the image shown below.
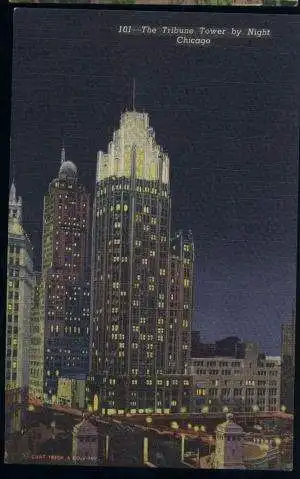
[88,110,194,412]
[6,183,34,433]
[6,183,34,390]
[280,313,295,413]
[41,150,90,402]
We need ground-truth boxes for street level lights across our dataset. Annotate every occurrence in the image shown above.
[201,406,209,415]
[171,421,179,449]
[252,404,259,425]
[281,405,287,414]
[222,406,229,415]
[194,425,199,434]
[274,437,282,448]
[146,416,152,431]
[187,423,192,430]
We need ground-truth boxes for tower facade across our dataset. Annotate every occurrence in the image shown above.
[169,231,194,375]
[280,313,295,413]
[42,151,90,401]
[29,273,45,401]
[88,110,193,413]
[6,183,34,391]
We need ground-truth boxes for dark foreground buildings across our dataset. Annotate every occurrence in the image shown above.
[87,110,194,413]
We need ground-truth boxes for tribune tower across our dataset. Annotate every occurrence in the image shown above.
[89,110,193,412]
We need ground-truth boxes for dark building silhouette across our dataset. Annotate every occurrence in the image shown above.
[42,150,90,401]
[191,335,245,359]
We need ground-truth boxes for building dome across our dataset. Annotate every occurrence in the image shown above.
[59,161,78,180]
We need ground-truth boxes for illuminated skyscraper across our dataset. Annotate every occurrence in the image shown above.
[6,182,34,391]
[42,149,90,401]
[88,110,193,412]
[6,183,34,436]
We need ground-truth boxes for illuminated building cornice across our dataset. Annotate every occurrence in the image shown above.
[96,111,169,185]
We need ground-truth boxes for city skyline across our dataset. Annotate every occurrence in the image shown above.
[11,10,298,357]
[6,9,298,469]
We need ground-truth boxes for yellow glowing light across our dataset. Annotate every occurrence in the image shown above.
[93,394,99,412]
[194,426,199,432]
[146,416,152,425]
[171,421,179,430]
[187,423,192,429]
[107,408,116,416]
[274,437,282,447]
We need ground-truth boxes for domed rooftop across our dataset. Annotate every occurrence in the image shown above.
[59,160,78,180]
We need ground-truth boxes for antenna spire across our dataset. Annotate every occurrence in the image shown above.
[61,140,66,165]
[132,78,136,111]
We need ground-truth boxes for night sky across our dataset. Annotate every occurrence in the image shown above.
[11,10,299,354]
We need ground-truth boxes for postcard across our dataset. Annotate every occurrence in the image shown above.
[6,8,298,470]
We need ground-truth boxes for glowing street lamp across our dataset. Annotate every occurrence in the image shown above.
[201,406,209,415]
[222,406,229,414]
[171,421,179,431]
[274,437,282,448]
[187,423,193,430]
[252,404,259,424]
[146,416,152,431]
[171,421,179,447]
[281,405,287,414]
[200,425,206,433]
[194,425,200,433]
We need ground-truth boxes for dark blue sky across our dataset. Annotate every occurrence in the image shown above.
[11,10,299,354]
